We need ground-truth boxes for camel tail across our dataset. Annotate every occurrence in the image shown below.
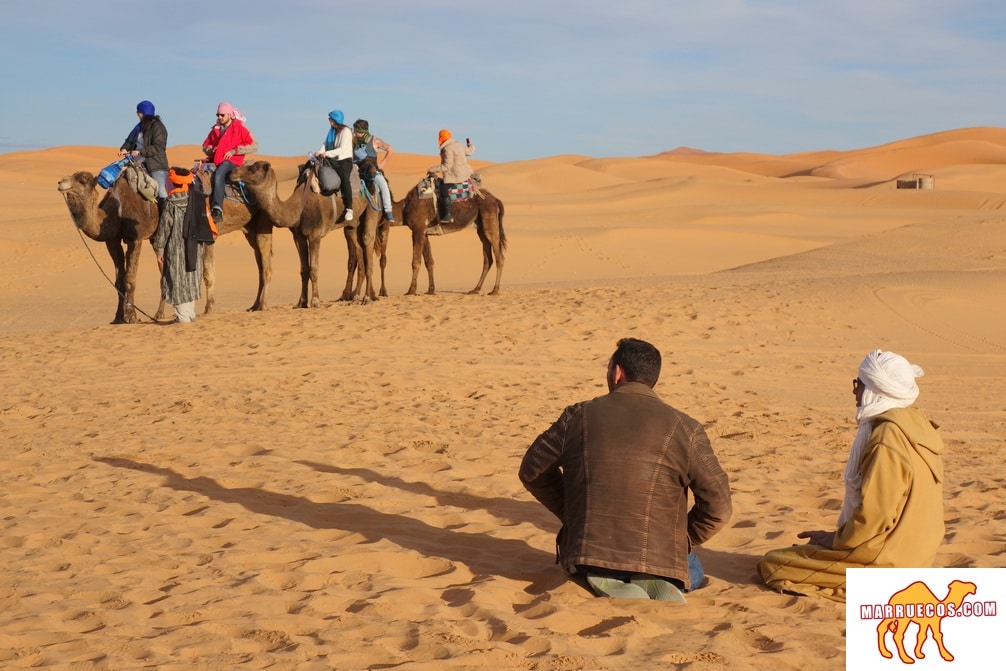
[498,200,507,251]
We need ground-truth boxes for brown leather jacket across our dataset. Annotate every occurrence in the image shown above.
[519,382,733,589]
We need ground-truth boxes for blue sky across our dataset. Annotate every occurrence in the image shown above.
[2,0,1005,162]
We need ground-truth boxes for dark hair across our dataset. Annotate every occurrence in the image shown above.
[353,119,369,132]
[611,338,661,387]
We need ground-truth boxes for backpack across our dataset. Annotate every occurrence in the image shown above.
[97,158,130,189]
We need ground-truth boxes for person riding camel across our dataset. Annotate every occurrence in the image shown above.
[427,129,475,225]
[201,102,258,225]
[352,119,395,223]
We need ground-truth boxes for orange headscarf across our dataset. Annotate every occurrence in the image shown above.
[168,168,194,194]
[438,129,452,145]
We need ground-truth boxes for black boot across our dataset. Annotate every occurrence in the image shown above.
[436,179,453,224]
[156,197,166,221]
[440,197,453,224]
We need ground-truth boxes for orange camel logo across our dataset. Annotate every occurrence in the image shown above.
[876,580,977,664]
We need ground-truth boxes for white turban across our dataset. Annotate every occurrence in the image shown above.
[856,350,923,422]
[839,350,925,527]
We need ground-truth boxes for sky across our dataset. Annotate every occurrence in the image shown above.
[2,0,1005,163]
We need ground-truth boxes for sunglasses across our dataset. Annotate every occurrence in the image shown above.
[216,113,228,118]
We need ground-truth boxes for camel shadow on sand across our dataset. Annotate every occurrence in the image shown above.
[95,456,562,591]
[296,460,557,533]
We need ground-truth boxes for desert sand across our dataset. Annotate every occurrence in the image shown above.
[1,128,1004,670]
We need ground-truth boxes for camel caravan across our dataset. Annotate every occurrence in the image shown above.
[57,102,507,325]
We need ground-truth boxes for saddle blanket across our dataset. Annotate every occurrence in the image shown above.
[448,179,477,201]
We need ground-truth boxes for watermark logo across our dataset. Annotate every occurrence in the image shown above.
[847,569,1002,669]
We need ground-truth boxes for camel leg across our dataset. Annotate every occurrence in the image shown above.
[892,619,915,664]
[359,216,377,303]
[106,240,128,324]
[120,238,145,324]
[930,625,955,662]
[292,229,311,308]
[255,223,275,311]
[914,623,929,660]
[423,236,436,295]
[340,226,359,301]
[489,237,505,295]
[468,230,494,295]
[376,221,389,298]
[406,228,424,296]
[202,243,216,314]
[247,221,273,312]
[350,232,366,300]
[877,620,894,659]
[307,234,322,308]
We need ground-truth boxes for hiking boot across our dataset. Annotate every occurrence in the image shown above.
[384,210,395,223]
[344,208,354,222]
[211,207,223,224]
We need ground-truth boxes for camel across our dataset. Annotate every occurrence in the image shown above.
[57,164,171,324]
[228,161,378,306]
[192,163,275,313]
[388,182,507,296]
[877,579,977,664]
[60,163,276,320]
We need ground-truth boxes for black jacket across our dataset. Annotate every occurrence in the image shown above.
[121,116,169,173]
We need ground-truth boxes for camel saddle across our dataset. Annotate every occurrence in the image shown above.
[418,174,483,202]
[192,159,255,205]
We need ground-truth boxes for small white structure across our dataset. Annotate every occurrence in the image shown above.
[896,173,935,190]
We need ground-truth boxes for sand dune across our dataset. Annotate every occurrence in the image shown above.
[1,127,1004,670]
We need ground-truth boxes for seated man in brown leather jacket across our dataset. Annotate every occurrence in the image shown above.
[519,337,733,601]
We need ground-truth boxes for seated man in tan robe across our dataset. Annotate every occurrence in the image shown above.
[757,350,945,603]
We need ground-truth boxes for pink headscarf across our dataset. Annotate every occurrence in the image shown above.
[216,101,236,117]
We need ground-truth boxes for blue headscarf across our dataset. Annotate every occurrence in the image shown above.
[325,110,344,150]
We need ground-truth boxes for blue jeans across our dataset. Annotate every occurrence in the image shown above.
[374,172,393,213]
[149,169,168,199]
[211,160,237,211]
[687,551,705,592]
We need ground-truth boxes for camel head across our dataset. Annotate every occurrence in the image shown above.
[57,171,103,228]
[57,171,97,194]
[946,580,977,606]
[230,161,274,191]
